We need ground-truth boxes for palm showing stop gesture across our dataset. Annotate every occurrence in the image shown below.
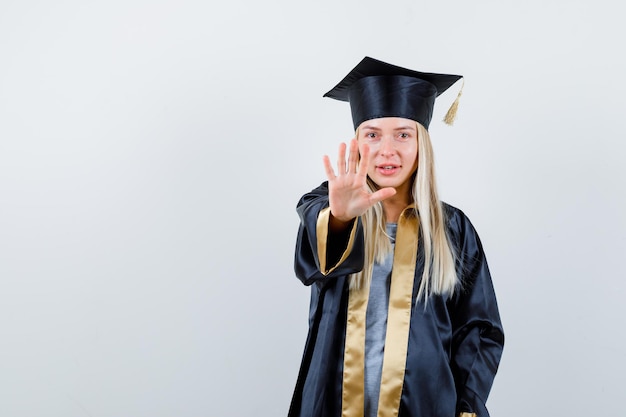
[323,139,396,227]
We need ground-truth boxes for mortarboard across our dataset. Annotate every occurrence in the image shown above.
[324,56,463,130]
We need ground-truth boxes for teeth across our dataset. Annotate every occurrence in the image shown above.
[383,166,394,170]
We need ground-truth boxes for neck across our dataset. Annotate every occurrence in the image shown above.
[382,193,412,223]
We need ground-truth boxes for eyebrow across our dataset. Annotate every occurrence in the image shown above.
[394,125,416,131]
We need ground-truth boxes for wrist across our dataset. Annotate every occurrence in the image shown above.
[329,212,354,232]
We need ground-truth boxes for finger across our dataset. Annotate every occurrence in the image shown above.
[323,155,336,181]
[369,187,397,205]
[357,142,370,180]
[347,138,359,173]
[336,142,347,175]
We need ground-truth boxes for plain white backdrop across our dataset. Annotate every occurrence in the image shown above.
[1,0,624,416]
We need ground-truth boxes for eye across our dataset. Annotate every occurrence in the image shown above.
[397,132,411,141]
[364,132,379,142]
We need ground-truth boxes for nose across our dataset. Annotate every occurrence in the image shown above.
[379,136,396,156]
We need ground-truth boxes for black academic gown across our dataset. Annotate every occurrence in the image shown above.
[288,183,504,417]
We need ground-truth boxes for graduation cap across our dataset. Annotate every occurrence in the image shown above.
[324,56,463,130]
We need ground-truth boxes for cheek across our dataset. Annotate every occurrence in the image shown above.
[357,141,368,156]
[357,144,376,170]
[403,144,418,159]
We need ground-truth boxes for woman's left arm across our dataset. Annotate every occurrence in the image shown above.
[447,209,505,417]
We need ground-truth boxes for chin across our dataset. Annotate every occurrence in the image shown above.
[372,178,402,189]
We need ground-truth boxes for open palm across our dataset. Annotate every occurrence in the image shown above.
[323,139,396,223]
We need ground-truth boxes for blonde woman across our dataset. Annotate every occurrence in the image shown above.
[289,57,504,417]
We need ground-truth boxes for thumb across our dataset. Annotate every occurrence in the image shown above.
[369,187,397,205]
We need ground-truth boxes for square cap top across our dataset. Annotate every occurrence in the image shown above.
[324,57,462,129]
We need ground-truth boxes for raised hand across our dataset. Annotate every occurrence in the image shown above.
[323,139,396,227]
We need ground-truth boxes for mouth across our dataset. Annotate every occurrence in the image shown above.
[376,164,401,175]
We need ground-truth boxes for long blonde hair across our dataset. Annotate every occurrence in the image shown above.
[349,122,458,300]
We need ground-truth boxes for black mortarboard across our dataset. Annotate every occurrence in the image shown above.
[323,56,463,130]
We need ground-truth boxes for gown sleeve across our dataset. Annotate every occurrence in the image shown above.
[446,208,505,417]
[294,182,366,286]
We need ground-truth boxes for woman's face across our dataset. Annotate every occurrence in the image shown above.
[357,117,418,197]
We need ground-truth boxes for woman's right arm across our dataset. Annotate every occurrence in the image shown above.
[294,139,395,286]
[294,182,365,286]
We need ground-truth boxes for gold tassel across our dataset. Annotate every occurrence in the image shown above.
[443,79,464,126]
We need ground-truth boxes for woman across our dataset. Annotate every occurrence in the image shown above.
[289,57,504,417]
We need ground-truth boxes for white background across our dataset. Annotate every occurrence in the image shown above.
[1,0,624,416]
